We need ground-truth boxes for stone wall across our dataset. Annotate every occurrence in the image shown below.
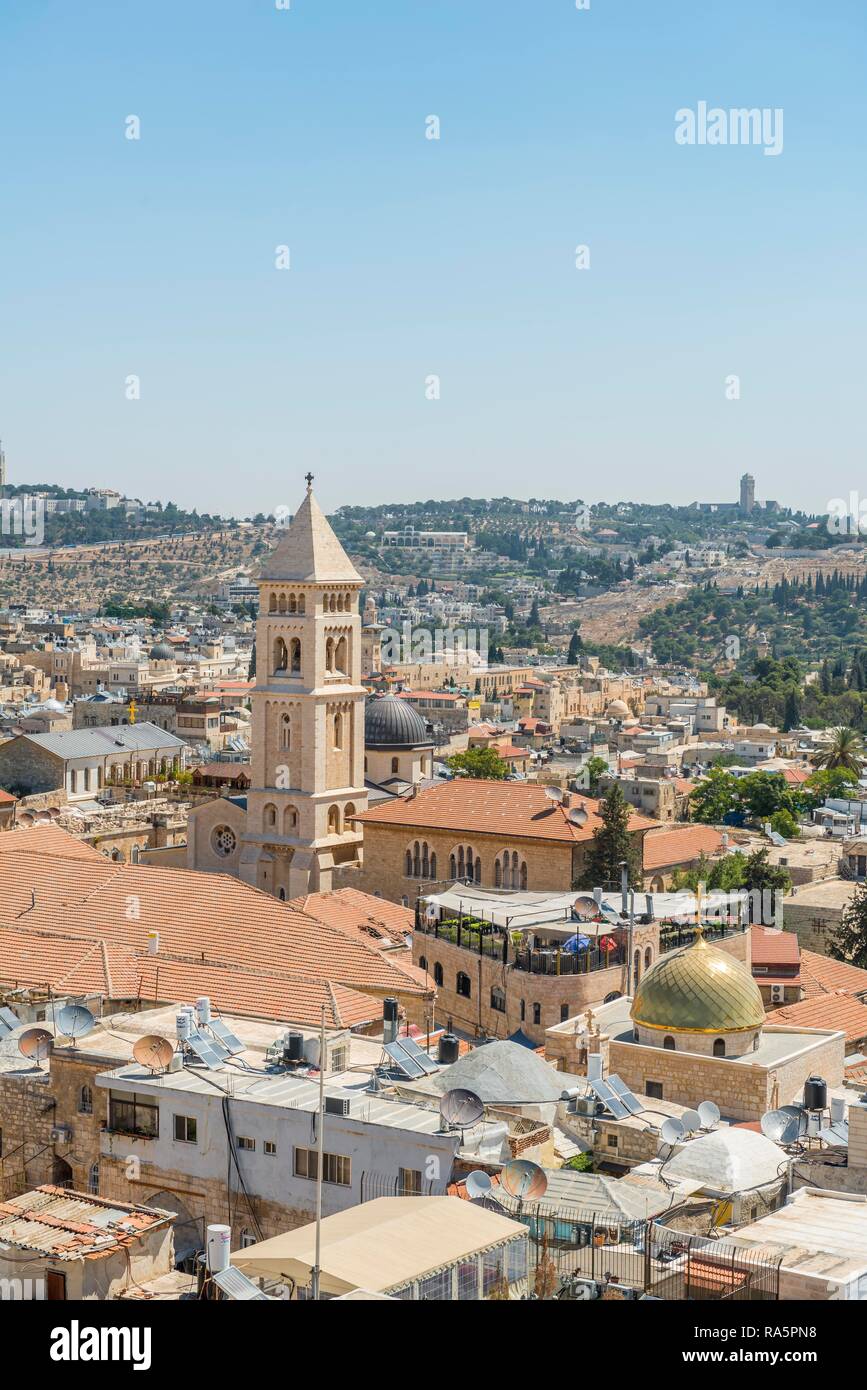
[0,1070,56,1197]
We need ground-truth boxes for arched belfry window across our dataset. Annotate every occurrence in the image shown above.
[290,638,301,674]
[274,638,288,673]
[280,714,291,750]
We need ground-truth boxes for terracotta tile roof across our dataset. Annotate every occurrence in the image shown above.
[0,789,17,804]
[289,887,413,949]
[0,828,432,1028]
[781,767,810,785]
[355,780,658,844]
[642,825,724,871]
[766,992,867,1043]
[799,950,867,1001]
[0,1185,173,1260]
[750,926,801,967]
[0,824,105,861]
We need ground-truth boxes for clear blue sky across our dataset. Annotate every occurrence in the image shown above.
[1,0,864,518]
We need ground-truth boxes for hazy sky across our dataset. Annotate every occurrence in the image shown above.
[1,1,864,518]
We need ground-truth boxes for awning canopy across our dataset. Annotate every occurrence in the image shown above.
[231,1196,526,1298]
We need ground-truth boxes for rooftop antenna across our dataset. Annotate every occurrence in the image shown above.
[132,1034,174,1074]
[55,1003,95,1048]
[500,1159,548,1208]
[439,1087,484,1136]
[697,1100,720,1131]
[18,1027,53,1068]
[465,1170,494,1202]
[659,1117,684,1152]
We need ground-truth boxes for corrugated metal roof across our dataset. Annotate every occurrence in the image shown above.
[18,721,186,758]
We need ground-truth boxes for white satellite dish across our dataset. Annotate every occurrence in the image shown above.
[682,1109,701,1135]
[697,1100,720,1130]
[544,787,563,803]
[760,1108,804,1145]
[465,1170,493,1201]
[660,1117,684,1148]
[55,1003,96,1046]
[569,805,589,828]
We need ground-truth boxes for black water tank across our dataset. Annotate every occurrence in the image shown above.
[438,1033,459,1065]
[283,1031,304,1062]
[383,997,399,1025]
[803,1075,827,1111]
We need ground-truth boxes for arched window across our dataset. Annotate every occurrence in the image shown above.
[419,956,427,973]
[456,972,471,998]
[494,858,501,888]
[520,861,528,890]
[333,712,343,749]
[335,636,348,672]
[288,594,297,613]
[327,805,340,835]
[264,804,277,829]
[278,887,286,900]
[491,987,506,1014]
[663,1035,675,1050]
[412,840,421,877]
[283,805,298,833]
[79,1085,93,1115]
[391,756,399,775]
[465,848,473,880]
[405,849,413,877]
[429,852,437,880]
[532,1003,541,1025]
[449,853,457,879]
[269,593,277,613]
[336,593,344,612]
[344,802,356,824]
[88,1161,99,1196]
[433,962,444,986]
[633,949,641,984]
[290,638,301,674]
[274,637,288,673]
[457,846,465,878]
[421,842,429,879]
[325,637,335,672]
[281,714,291,750]
[713,1037,726,1057]
[278,594,286,613]
[644,946,653,970]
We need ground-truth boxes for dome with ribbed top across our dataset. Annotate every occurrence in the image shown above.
[149,642,175,661]
[631,933,765,1035]
[364,695,431,749]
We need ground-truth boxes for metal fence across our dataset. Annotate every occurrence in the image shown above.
[493,1198,781,1301]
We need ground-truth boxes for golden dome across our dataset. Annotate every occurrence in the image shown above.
[631,934,765,1035]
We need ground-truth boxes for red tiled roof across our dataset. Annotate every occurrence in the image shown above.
[0,828,432,1027]
[355,780,659,844]
[750,926,801,967]
[781,768,810,785]
[799,950,867,1001]
[0,790,17,804]
[642,825,723,871]
[766,993,867,1043]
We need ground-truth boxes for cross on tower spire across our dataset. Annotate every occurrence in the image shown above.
[305,472,314,491]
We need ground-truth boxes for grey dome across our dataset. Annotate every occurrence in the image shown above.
[364,695,430,748]
[149,642,175,661]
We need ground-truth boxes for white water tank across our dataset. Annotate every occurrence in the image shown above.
[206,1224,231,1273]
[304,1035,322,1068]
[195,996,211,1026]
[176,1011,192,1041]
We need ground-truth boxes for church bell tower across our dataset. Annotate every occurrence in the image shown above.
[239,477,367,899]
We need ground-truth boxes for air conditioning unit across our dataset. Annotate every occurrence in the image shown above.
[324,1096,351,1118]
[770,984,785,1004]
[50,1125,71,1145]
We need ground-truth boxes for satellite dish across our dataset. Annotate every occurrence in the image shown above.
[569,806,589,828]
[760,1107,805,1145]
[660,1117,684,1148]
[440,1088,484,1130]
[19,1027,53,1063]
[465,1170,494,1201]
[56,1003,95,1045]
[544,787,563,803]
[697,1101,720,1130]
[132,1034,174,1074]
[500,1159,548,1201]
[682,1109,701,1135]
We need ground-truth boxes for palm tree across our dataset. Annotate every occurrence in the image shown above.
[813,726,865,776]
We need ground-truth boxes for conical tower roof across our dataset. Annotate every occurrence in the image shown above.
[259,481,363,584]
